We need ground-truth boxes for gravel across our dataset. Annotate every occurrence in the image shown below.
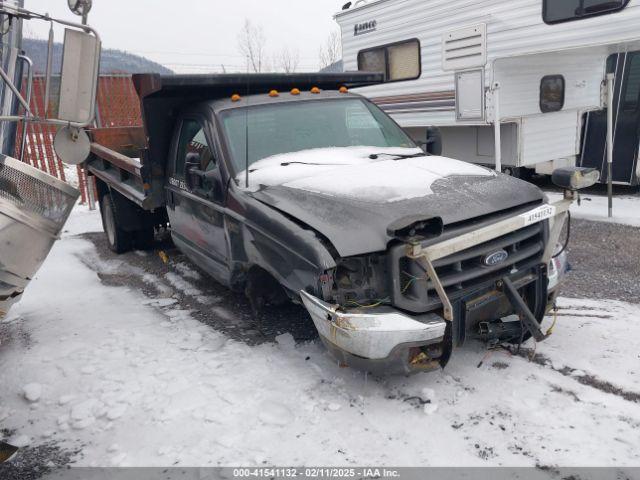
[562,218,640,303]
[0,443,74,480]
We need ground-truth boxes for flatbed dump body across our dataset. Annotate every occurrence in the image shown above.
[88,127,148,207]
[85,72,595,375]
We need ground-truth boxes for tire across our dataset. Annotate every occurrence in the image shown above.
[503,167,518,177]
[503,167,533,181]
[101,193,134,254]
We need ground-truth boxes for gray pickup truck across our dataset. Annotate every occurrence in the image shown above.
[85,73,597,374]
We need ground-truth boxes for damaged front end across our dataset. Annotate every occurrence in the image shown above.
[300,290,447,374]
[299,189,579,375]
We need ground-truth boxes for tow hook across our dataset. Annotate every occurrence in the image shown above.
[498,277,548,342]
[478,320,524,345]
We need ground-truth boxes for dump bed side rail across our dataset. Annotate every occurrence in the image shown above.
[85,126,165,211]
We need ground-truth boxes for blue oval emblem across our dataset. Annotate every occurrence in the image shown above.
[483,249,509,266]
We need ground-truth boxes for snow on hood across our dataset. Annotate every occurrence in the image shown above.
[237,146,495,203]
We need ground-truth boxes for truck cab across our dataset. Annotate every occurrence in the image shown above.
[86,73,594,375]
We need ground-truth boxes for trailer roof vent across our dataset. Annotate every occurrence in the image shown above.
[442,24,487,71]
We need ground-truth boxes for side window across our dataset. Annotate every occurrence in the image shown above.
[357,39,420,82]
[358,49,386,77]
[540,75,565,113]
[175,119,215,178]
[543,0,629,24]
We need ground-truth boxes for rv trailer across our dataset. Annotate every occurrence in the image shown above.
[337,0,640,185]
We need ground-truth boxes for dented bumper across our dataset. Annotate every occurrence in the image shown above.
[299,290,446,373]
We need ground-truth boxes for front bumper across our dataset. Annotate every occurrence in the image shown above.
[299,290,446,374]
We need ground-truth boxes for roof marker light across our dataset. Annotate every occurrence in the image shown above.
[231,94,241,102]
[310,86,321,94]
[339,86,348,94]
[291,88,301,95]
[269,90,279,97]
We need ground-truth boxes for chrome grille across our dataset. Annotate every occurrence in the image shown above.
[393,223,545,313]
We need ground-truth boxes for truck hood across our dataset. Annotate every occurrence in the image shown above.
[247,150,544,257]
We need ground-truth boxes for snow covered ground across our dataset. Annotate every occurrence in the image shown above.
[1,206,639,468]
[547,192,640,227]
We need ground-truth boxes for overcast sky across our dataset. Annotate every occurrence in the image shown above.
[24,0,345,73]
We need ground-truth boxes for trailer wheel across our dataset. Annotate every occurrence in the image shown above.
[101,194,133,254]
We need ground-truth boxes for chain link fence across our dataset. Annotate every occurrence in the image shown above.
[14,74,142,204]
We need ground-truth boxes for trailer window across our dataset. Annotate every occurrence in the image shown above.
[543,0,629,24]
[358,49,386,78]
[540,75,565,113]
[357,39,420,82]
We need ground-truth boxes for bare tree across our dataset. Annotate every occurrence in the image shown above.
[238,19,267,73]
[278,47,300,73]
[319,30,342,70]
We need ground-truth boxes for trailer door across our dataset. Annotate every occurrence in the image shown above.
[580,52,640,185]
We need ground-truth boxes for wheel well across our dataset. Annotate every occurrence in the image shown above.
[95,178,168,232]
[94,176,109,203]
[241,265,290,312]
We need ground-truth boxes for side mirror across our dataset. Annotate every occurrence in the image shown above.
[58,28,101,125]
[202,169,223,199]
[0,3,100,166]
[185,152,201,189]
[185,152,200,170]
[551,167,600,191]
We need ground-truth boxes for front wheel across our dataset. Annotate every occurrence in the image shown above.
[100,193,133,254]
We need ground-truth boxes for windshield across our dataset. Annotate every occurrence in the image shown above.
[220,98,417,179]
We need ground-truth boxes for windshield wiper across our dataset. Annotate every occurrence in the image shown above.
[247,154,425,174]
[368,152,428,160]
[279,161,345,167]
[249,161,344,173]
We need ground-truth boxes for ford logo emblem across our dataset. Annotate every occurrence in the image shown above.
[483,249,509,266]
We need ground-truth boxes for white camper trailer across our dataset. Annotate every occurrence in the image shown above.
[336,0,640,185]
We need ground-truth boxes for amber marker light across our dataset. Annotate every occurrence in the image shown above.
[269,90,279,97]
[231,94,241,102]
[291,88,301,95]
[339,86,348,94]
[310,86,321,94]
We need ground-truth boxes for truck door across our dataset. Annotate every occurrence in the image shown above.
[167,117,230,283]
[580,52,640,185]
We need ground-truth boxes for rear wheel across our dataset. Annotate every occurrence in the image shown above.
[101,193,133,254]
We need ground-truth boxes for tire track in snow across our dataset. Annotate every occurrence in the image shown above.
[518,350,640,403]
[79,232,319,346]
